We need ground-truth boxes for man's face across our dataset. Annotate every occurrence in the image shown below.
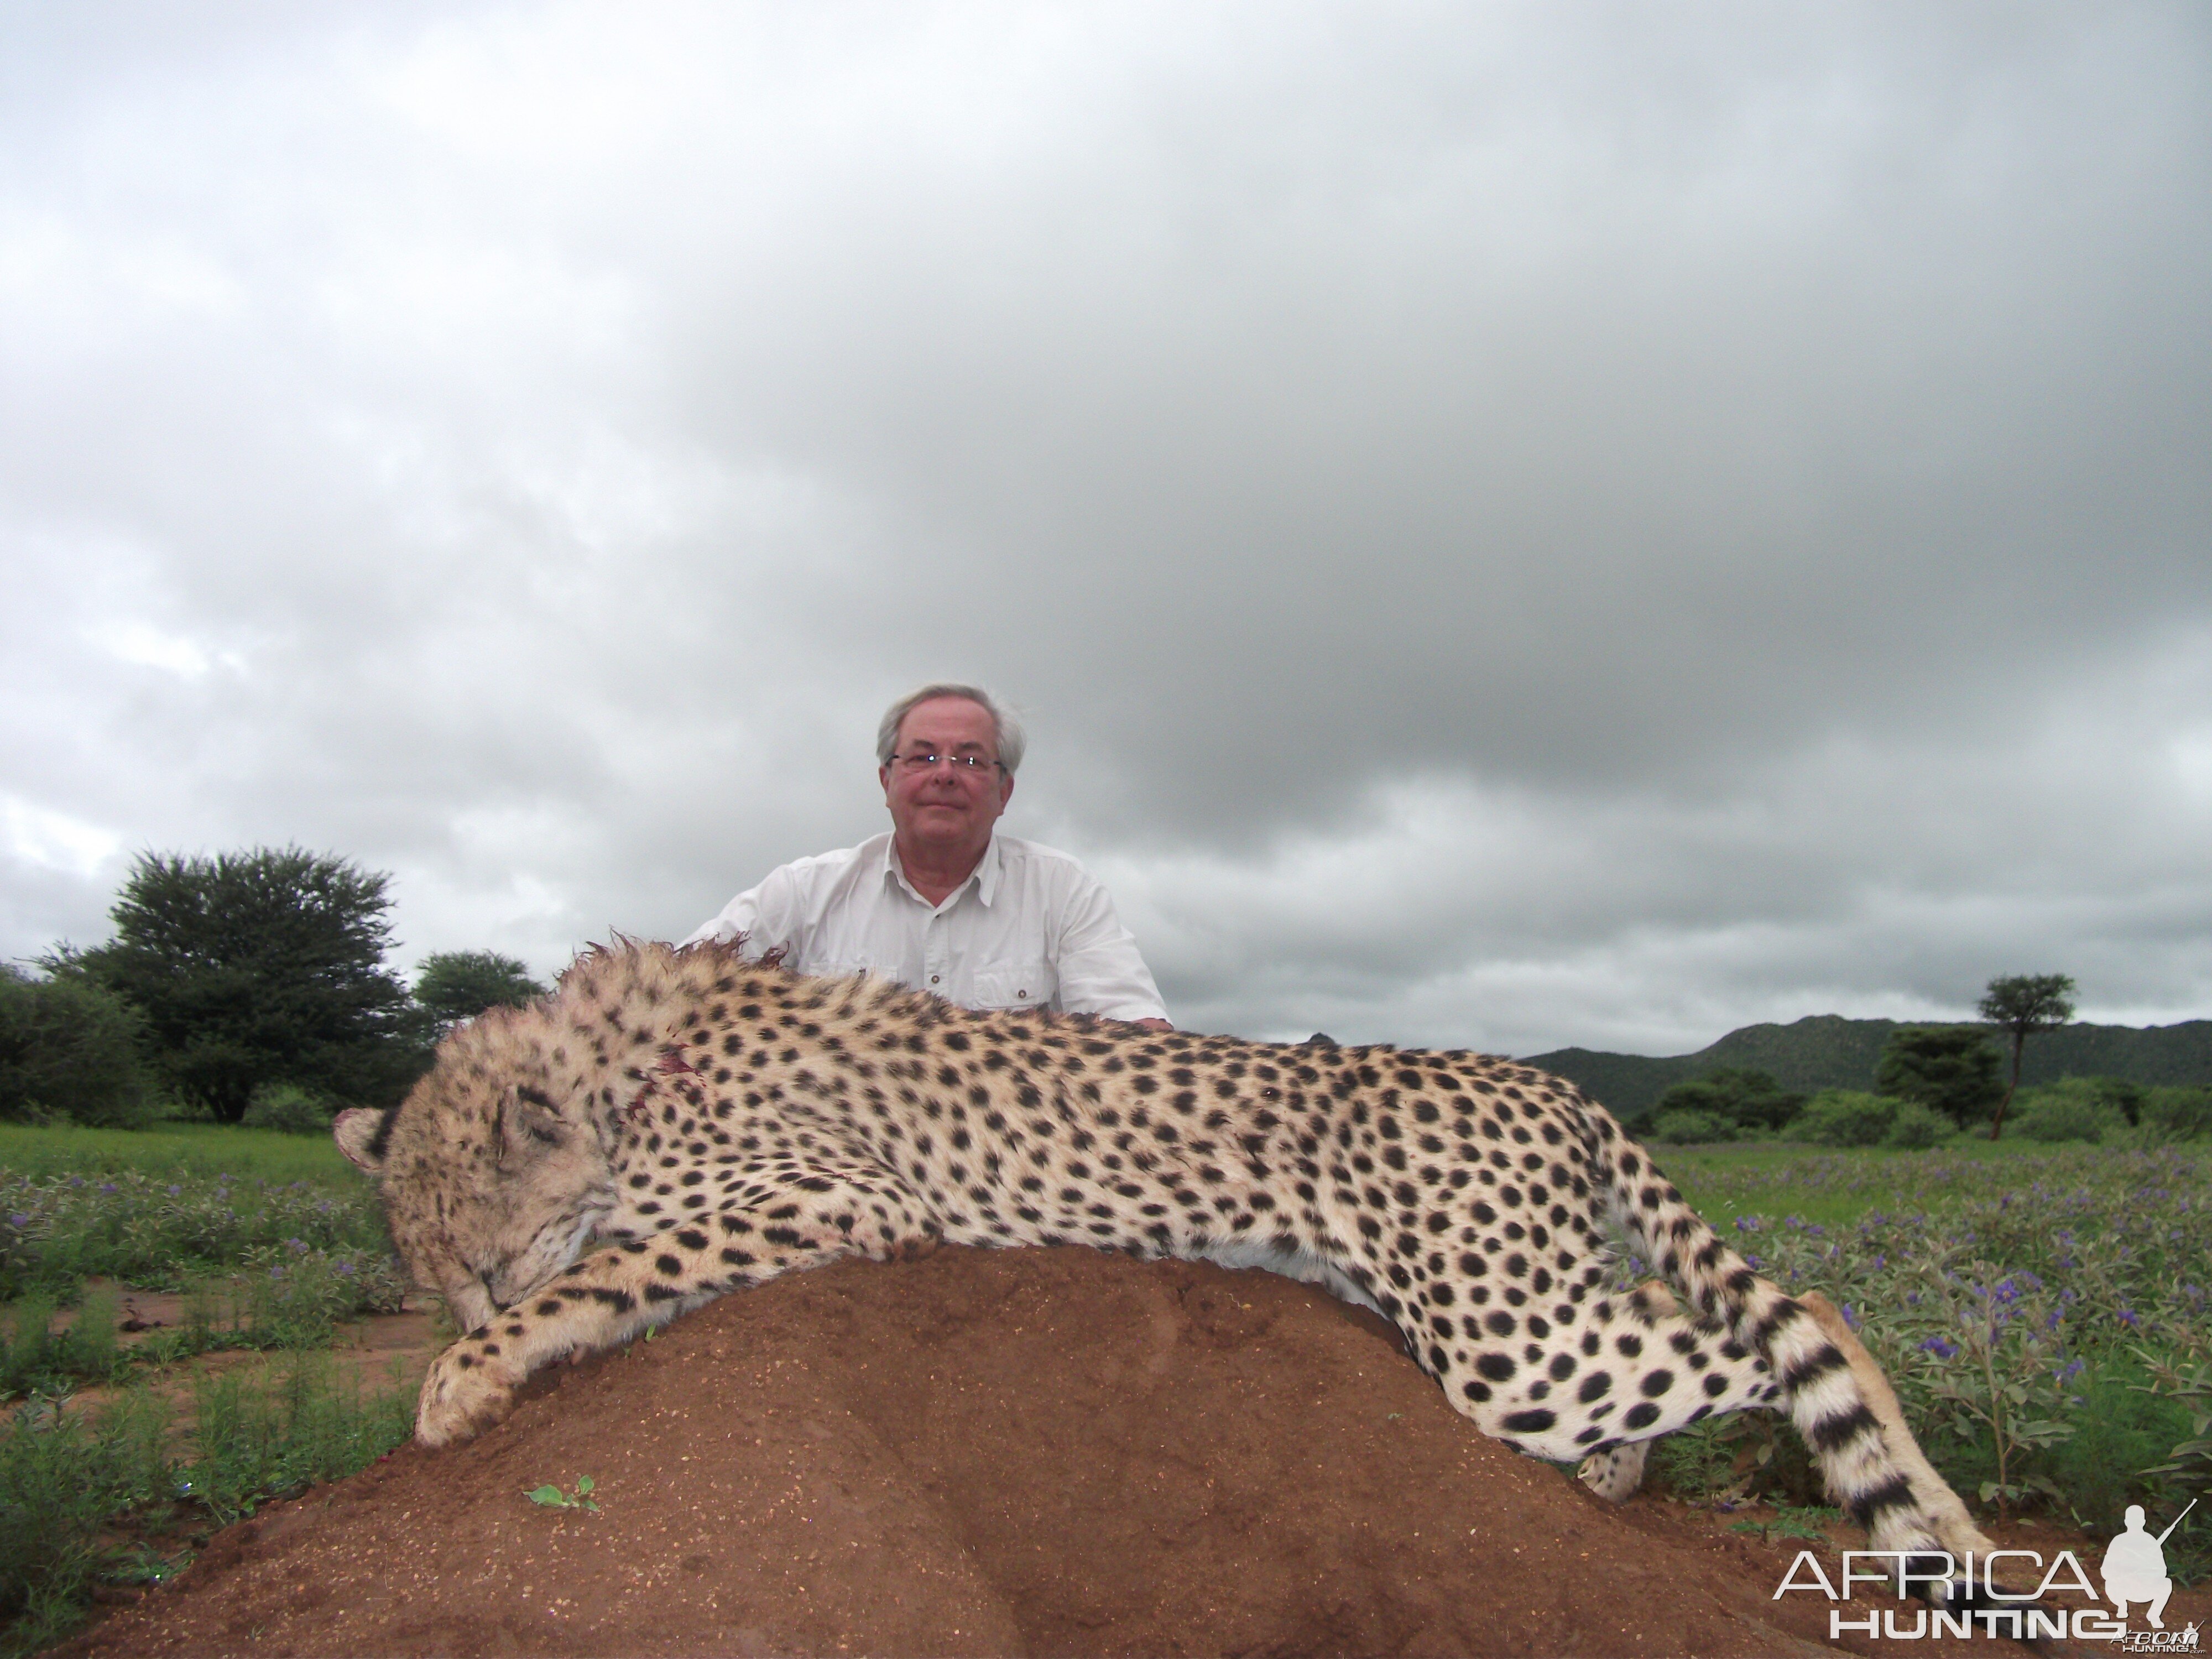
[880,696,1015,853]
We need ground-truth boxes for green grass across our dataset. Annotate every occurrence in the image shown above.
[1,1356,414,1657]
[0,1121,361,1186]
[1651,1136,2116,1229]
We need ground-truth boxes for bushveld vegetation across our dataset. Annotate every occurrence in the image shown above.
[0,1133,415,1656]
[4,895,2206,1646]
[7,846,547,1136]
[6,1119,2208,1650]
[0,849,541,1647]
[1651,1141,2211,1582]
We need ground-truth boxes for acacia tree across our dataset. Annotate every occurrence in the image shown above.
[415,950,546,1035]
[71,847,430,1121]
[1978,973,2077,1141]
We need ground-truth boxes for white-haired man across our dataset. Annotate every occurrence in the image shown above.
[685,684,1171,1028]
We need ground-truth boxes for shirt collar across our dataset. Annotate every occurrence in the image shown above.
[881,831,1003,910]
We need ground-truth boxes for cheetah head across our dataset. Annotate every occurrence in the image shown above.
[337,1021,615,1335]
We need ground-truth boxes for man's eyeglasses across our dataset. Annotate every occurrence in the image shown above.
[890,750,1006,775]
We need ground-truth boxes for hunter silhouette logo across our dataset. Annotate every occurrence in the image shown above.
[1770,1498,2200,1646]
[2103,1501,2193,1632]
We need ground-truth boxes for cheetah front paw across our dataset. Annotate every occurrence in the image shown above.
[415,1340,525,1448]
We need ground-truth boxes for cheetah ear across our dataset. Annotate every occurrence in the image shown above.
[493,1084,567,1171]
[333,1107,390,1175]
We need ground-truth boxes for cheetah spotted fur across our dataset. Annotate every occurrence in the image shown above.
[336,940,1996,1599]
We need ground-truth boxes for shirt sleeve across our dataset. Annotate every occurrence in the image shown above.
[1051,869,1169,1022]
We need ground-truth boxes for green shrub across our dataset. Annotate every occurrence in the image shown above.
[1876,1026,2003,1128]
[2140,1086,2212,1143]
[1651,1068,1803,1134]
[1651,1109,1734,1144]
[179,1351,415,1525]
[2015,1100,2111,1143]
[1882,1100,1945,1150]
[1790,1089,1896,1147]
[0,1166,397,1302]
[0,1389,174,1649]
[0,1286,128,1398]
[0,968,157,1130]
[239,1083,333,1136]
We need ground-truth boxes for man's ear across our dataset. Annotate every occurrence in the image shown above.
[494,1085,566,1170]
[333,1107,390,1175]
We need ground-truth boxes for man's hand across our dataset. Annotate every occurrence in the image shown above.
[1134,1017,1173,1033]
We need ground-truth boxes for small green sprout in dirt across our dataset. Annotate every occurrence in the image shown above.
[526,1474,599,1512]
[1730,1505,1841,1544]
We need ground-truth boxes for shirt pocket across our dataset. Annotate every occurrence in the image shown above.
[968,961,1058,1011]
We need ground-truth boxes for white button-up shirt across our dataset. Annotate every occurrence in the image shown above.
[681,832,1168,1022]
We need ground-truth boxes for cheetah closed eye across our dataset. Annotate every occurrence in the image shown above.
[336,939,1997,1608]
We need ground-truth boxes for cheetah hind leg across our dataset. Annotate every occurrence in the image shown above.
[1572,1284,1997,1547]
[1575,1439,1652,1503]
[1574,1281,1682,1502]
[1575,1283,2008,1548]
[1570,1283,2018,1605]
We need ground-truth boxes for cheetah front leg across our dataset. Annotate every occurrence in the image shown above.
[416,1175,937,1447]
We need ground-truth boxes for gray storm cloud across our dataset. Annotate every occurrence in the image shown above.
[2,3,2207,1055]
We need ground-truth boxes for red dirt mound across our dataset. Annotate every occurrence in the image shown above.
[59,1248,2077,1657]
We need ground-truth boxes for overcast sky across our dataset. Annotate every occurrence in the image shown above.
[4,3,2208,1057]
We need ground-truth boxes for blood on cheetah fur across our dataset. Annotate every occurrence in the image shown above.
[336,939,1996,1604]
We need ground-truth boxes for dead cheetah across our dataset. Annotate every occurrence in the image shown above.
[337,939,1996,1602]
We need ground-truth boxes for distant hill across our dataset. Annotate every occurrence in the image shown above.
[1522,1016,2212,1120]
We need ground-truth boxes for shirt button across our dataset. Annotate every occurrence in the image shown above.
[930,975,940,985]
[1017,989,1027,999]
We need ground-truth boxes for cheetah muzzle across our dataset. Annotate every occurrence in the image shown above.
[336,939,1998,1606]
